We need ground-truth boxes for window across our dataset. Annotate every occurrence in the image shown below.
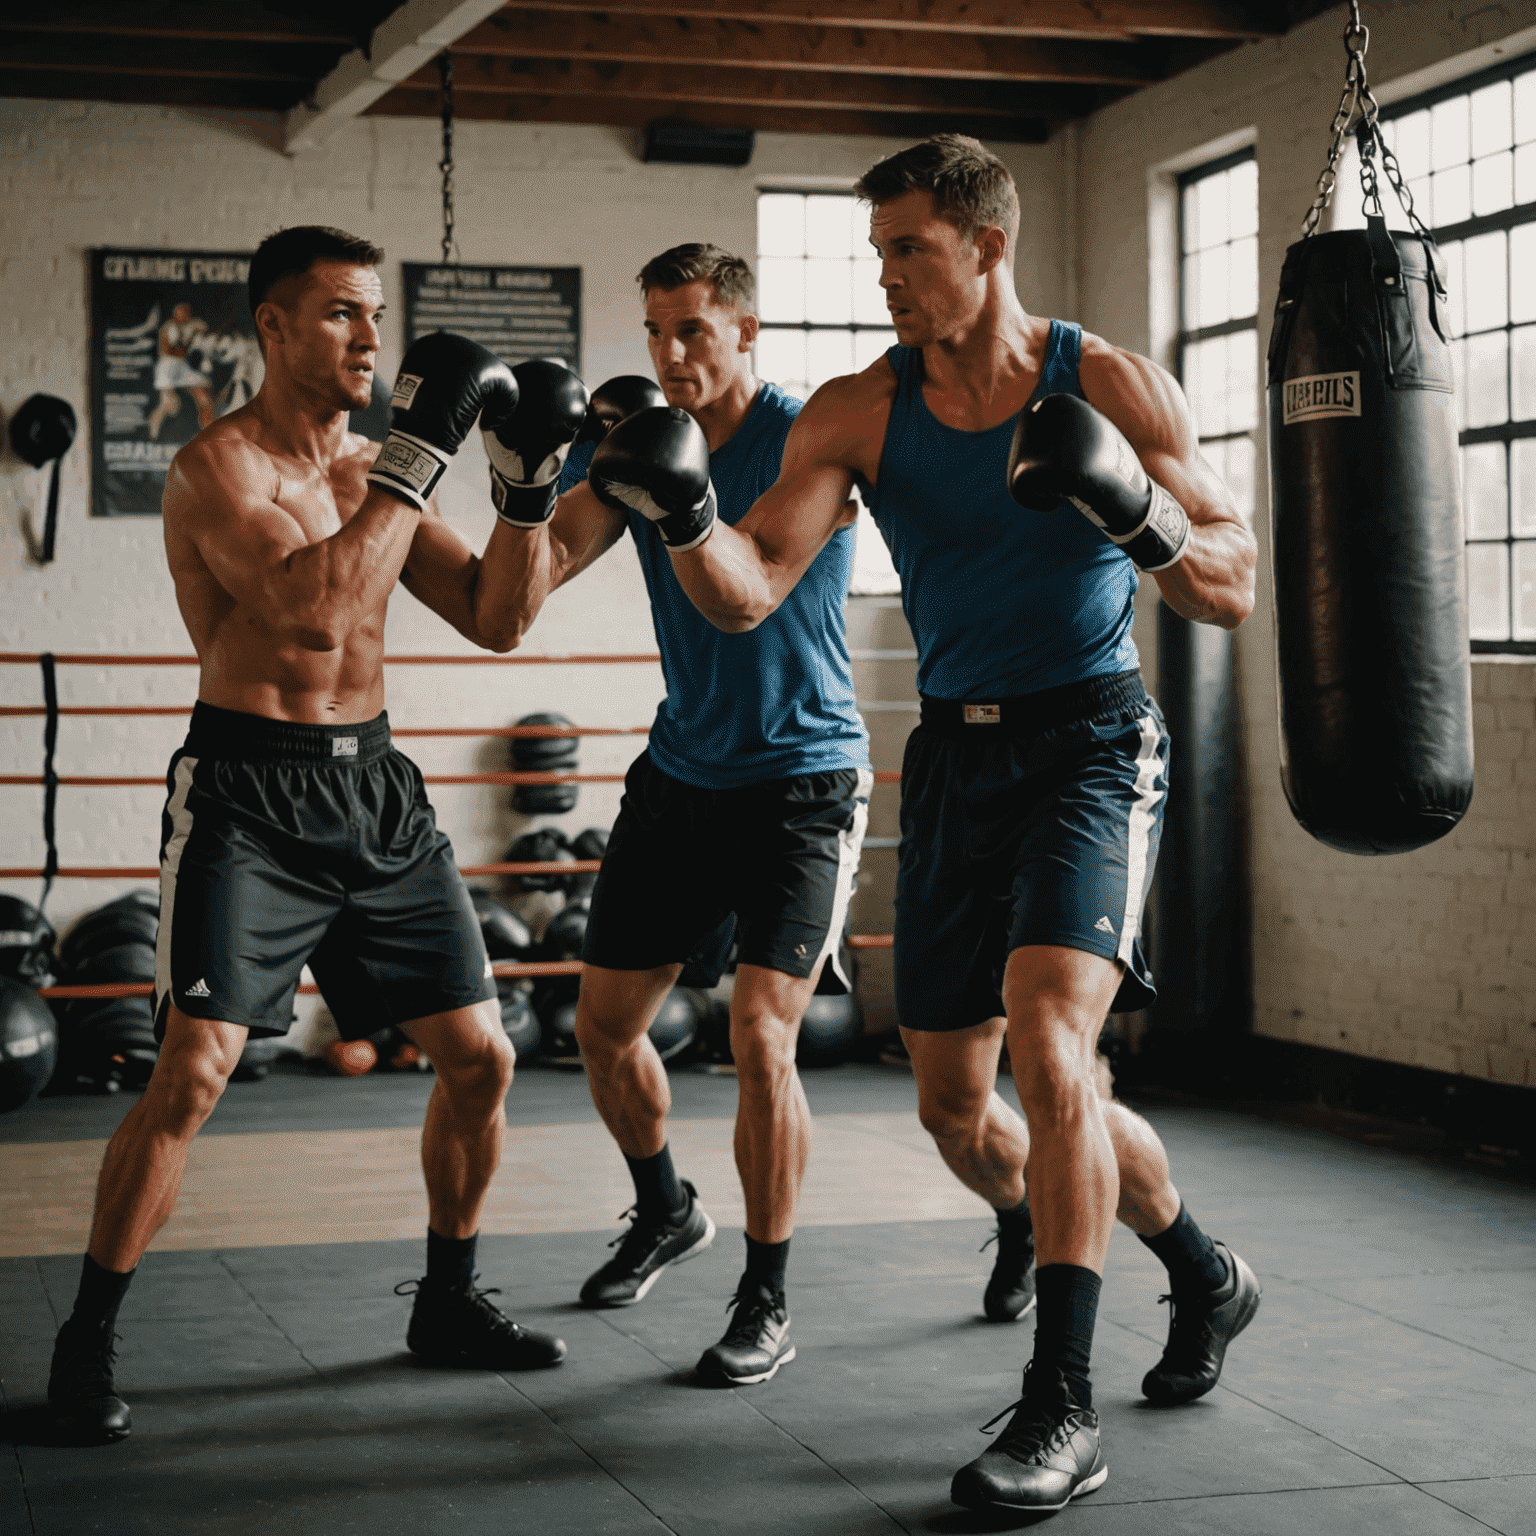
[756,189,899,593]
[1177,150,1259,525]
[1374,53,1536,651]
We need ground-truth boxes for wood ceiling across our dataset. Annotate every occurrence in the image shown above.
[3,1,1329,145]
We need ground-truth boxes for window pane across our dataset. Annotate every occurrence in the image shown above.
[853,328,897,371]
[1465,331,1509,426]
[1517,142,1536,205]
[757,257,805,323]
[805,258,852,324]
[1512,323,1536,421]
[1517,68,1536,144]
[1515,541,1536,640]
[1229,234,1258,319]
[806,328,855,391]
[1432,95,1471,169]
[1229,158,1258,239]
[1433,164,1471,226]
[755,328,806,392]
[1395,109,1432,177]
[1224,434,1256,520]
[1463,442,1508,539]
[1467,542,1511,640]
[1511,228,1536,326]
[851,507,901,597]
[1182,248,1204,327]
[1514,439,1536,537]
[805,195,856,260]
[1440,239,1465,339]
[1472,150,1514,215]
[758,194,805,258]
[1463,231,1507,333]
[1200,171,1231,249]
[1184,334,1227,436]
[1227,328,1258,433]
[853,257,887,325]
[1408,173,1434,226]
[1471,80,1512,157]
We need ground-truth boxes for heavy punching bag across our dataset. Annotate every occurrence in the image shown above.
[1267,10,1472,855]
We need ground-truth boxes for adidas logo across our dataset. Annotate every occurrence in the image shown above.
[1094,916,1114,934]
[185,977,211,998]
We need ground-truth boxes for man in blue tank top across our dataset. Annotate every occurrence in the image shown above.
[475,244,870,1387]
[606,139,1264,1515]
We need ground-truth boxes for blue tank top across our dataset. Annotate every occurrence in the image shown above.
[561,382,869,788]
[868,321,1139,699]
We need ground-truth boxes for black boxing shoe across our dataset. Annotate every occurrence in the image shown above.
[579,1180,715,1309]
[696,1282,795,1386]
[950,1364,1107,1515]
[981,1219,1038,1322]
[48,1316,132,1444]
[399,1276,566,1370]
[1141,1241,1261,1406]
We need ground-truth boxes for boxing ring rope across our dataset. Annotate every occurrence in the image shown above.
[1,649,900,1000]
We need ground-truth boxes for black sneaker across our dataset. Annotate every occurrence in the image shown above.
[696,1282,795,1386]
[1141,1241,1260,1405]
[981,1219,1037,1322]
[399,1277,566,1370]
[950,1364,1107,1514]
[579,1179,715,1308]
[48,1316,132,1444]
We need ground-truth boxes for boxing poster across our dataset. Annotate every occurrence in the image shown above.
[90,248,261,518]
[402,263,582,376]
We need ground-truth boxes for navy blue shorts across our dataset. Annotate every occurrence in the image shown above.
[895,672,1168,1033]
[154,703,495,1042]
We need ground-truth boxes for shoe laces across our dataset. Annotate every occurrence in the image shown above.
[978,1365,1088,1459]
[395,1274,528,1338]
[980,1220,1033,1261]
[605,1200,683,1263]
[720,1283,784,1345]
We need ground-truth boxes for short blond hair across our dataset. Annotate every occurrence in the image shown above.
[855,135,1019,259]
[637,243,755,312]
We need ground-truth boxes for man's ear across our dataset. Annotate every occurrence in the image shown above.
[975,225,1008,276]
[738,311,760,351]
[254,300,286,351]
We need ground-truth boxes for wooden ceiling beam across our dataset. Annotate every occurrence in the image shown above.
[1,4,355,45]
[368,84,1055,139]
[454,11,1164,82]
[486,0,1284,40]
[0,34,335,83]
[0,69,305,111]
[398,54,1104,116]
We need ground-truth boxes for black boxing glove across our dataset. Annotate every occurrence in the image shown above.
[573,375,668,446]
[368,332,519,511]
[484,360,590,527]
[590,406,716,552]
[1008,393,1191,571]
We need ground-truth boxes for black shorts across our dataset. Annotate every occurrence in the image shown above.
[153,703,495,1042]
[582,752,871,988]
[895,672,1169,1033]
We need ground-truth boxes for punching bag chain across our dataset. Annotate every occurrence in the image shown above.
[438,51,457,265]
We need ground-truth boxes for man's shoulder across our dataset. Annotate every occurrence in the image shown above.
[792,356,897,453]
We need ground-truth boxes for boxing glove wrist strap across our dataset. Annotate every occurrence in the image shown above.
[659,487,717,553]
[1071,481,1191,571]
[490,471,559,528]
[368,429,449,512]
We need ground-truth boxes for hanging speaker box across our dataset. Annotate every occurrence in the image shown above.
[642,123,755,167]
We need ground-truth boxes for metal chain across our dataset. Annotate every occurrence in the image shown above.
[438,52,457,265]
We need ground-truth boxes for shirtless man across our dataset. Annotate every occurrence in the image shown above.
[595,137,1262,1516]
[46,225,575,1444]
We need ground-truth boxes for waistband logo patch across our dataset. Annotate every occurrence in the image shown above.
[963,704,1001,725]
[332,736,359,757]
[1282,371,1361,424]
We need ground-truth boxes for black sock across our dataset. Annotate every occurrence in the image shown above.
[1138,1203,1226,1294]
[994,1195,1033,1234]
[624,1144,686,1222]
[69,1254,136,1332]
[426,1228,477,1290]
[743,1233,790,1297]
[1030,1264,1101,1408]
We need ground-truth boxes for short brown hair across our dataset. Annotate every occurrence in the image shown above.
[637,243,755,312]
[854,135,1019,259]
[249,225,384,314]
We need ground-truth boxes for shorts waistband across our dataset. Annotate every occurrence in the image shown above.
[184,701,392,764]
[919,671,1148,739]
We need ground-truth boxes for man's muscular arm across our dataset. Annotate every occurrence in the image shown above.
[669,370,882,633]
[1078,338,1256,629]
[164,437,419,652]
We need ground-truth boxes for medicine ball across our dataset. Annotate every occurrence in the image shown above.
[0,978,58,1112]
[511,711,579,815]
[649,988,699,1064]
[541,997,582,1062]
[498,980,542,1059]
[796,993,863,1068]
[540,901,589,961]
[57,997,158,1092]
[468,885,534,959]
[58,890,159,971]
[505,828,577,894]
[568,826,608,903]
[0,895,57,987]
[70,940,156,986]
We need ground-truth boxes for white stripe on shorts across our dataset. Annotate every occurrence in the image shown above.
[816,766,873,989]
[154,754,198,1018]
[1117,716,1164,967]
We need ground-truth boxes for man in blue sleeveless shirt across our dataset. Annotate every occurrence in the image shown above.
[601,139,1264,1515]
[476,244,871,1386]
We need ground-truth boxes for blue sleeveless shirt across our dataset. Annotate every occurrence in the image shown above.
[561,382,869,788]
[868,321,1139,699]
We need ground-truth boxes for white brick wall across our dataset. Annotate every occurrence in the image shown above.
[1074,0,1536,1090]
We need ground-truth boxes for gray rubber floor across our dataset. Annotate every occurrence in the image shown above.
[3,1064,1534,1535]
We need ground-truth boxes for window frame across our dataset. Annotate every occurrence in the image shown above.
[1378,49,1536,654]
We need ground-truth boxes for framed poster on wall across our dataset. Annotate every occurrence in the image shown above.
[402,263,581,375]
[90,248,259,518]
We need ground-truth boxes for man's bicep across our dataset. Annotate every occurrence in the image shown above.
[548,481,627,585]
